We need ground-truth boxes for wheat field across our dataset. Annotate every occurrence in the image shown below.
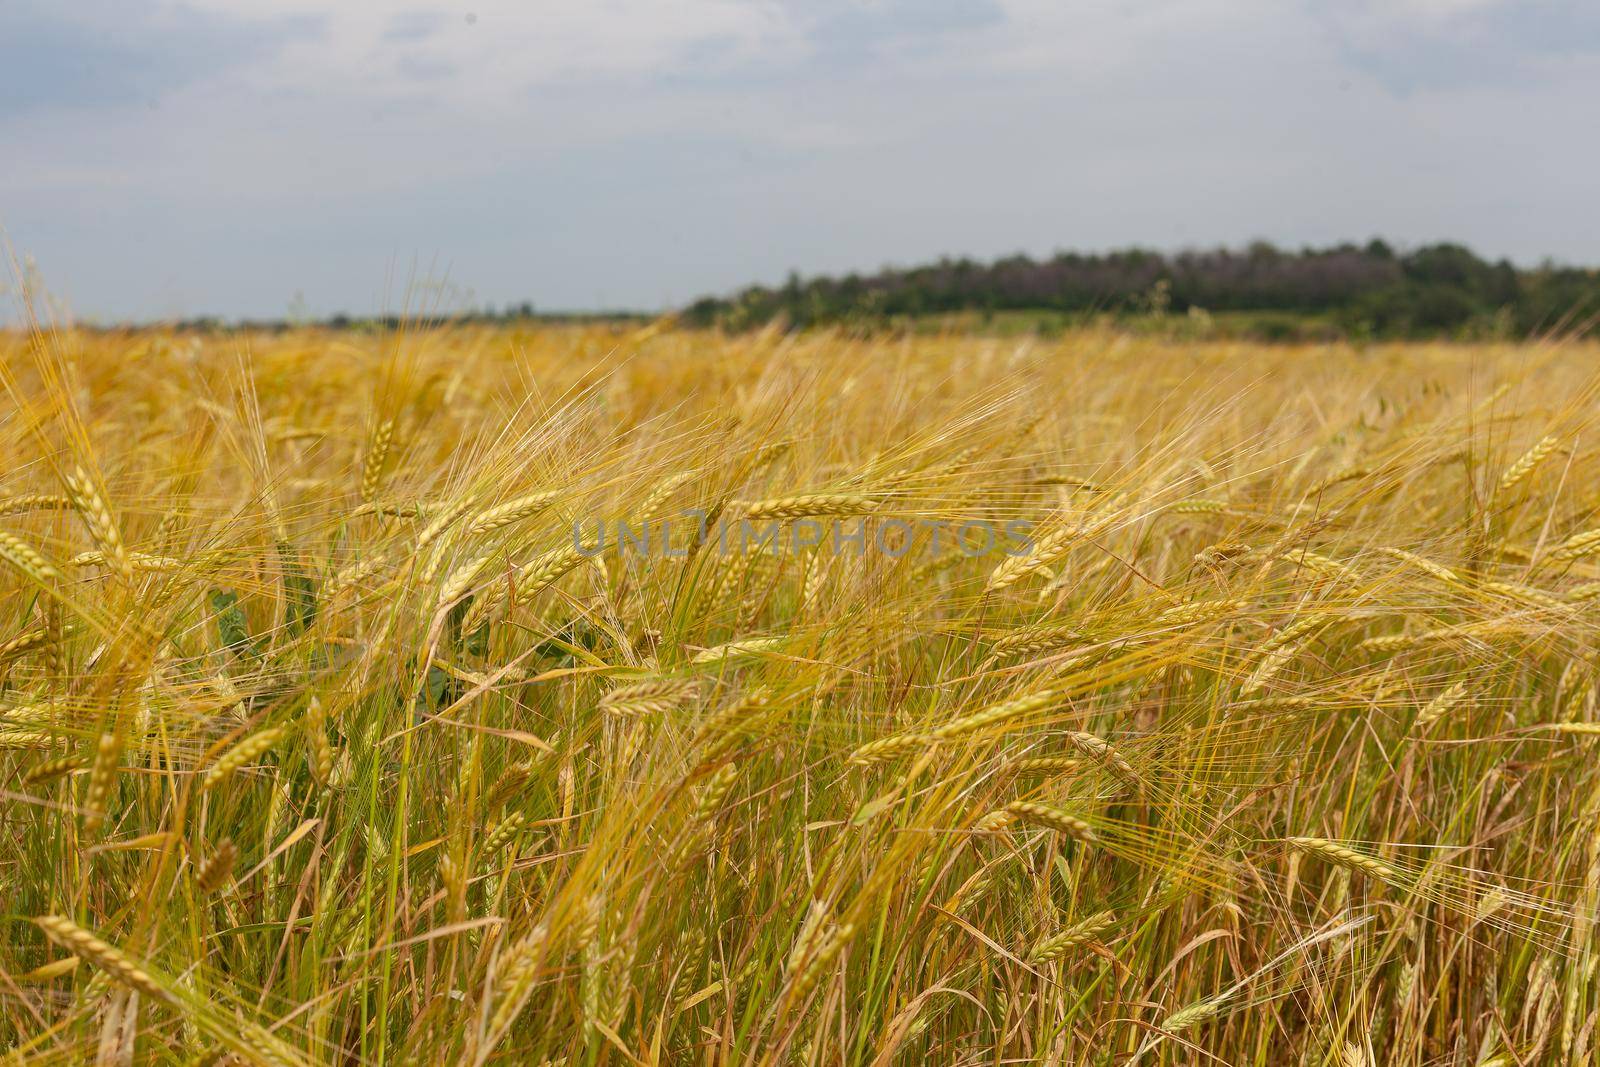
[3,321,1600,1065]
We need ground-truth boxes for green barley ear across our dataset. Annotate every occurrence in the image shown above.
[210,589,260,659]
[1160,996,1223,1035]
[599,678,697,718]
[81,732,123,837]
[203,727,289,791]
[1028,910,1117,964]
[23,752,85,786]
[278,542,319,635]
[480,810,527,862]
[468,490,560,534]
[304,698,335,788]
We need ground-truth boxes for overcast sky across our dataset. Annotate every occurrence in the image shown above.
[2,0,1597,322]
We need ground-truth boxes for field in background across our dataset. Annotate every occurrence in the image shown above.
[3,324,1600,1064]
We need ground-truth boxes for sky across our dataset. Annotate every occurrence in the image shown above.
[2,0,1598,322]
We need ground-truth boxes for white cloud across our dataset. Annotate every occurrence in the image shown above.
[149,1,795,108]
[1387,0,1509,18]
[1308,0,1600,94]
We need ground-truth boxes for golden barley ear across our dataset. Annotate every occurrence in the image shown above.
[195,840,238,895]
[0,529,64,584]
[33,915,176,1006]
[1004,801,1098,844]
[203,727,289,791]
[62,465,128,578]
[1496,434,1560,497]
[1286,836,1397,884]
[361,417,396,503]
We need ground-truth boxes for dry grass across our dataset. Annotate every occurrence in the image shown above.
[3,320,1600,1064]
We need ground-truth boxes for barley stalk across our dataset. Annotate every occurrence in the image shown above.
[488,925,550,1038]
[304,699,335,787]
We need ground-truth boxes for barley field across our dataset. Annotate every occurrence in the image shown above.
[3,322,1600,1065]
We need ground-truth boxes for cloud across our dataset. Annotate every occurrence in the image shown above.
[780,0,1006,69]
[1388,0,1510,17]
[167,1,790,109]
[0,1,320,114]
[1312,0,1600,93]
[381,10,450,43]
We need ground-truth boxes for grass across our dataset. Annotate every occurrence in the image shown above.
[2,320,1600,1064]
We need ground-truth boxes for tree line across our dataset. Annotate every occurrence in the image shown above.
[680,241,1600,339]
